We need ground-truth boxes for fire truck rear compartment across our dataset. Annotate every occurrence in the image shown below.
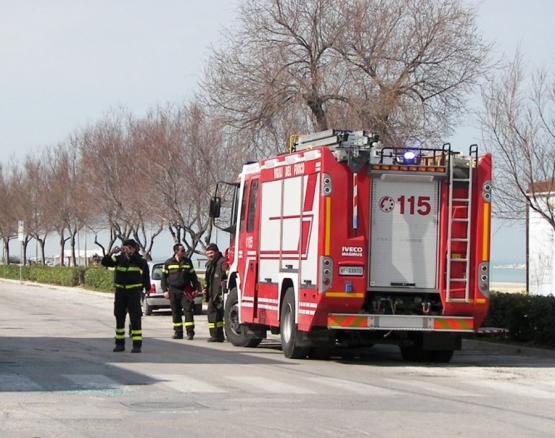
[363,291,443,316]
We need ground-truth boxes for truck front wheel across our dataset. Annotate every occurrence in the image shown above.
[280,288,309,359]
[224,288,262,348]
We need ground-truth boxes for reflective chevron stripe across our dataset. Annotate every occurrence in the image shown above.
[328,314,474,332]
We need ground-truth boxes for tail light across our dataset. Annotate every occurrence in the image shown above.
[149,284,156,295]
[319,256,333,293]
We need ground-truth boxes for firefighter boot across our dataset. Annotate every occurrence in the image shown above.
[113,344,125,352]
[131,342,141,353]
[172,331,184,339]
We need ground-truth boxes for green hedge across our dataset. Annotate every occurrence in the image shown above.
[0,264,114,292]
[84,266,115,292]
[483,292,555,348]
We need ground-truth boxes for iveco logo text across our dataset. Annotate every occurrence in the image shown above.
[341,246,363,257]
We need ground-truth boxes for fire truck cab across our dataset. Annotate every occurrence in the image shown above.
[210,129,492,362]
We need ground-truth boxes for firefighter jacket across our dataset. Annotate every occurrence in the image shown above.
[161,256,201,294]
[205,252,227,300]
[101,252,151,291]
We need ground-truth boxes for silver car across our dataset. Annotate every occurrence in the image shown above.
[142,261,204,316]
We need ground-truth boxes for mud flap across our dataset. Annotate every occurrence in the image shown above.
[244,325,267,340]
[298,328,336,348]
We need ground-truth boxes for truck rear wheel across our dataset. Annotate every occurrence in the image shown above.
[427,349,455,363]
[280,288,309,359]
[400,346,455,363]
[399,345,428,362]
[224,288,262,348]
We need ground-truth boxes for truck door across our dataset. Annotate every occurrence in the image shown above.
[369,178,439,290]
[240,178,260,321]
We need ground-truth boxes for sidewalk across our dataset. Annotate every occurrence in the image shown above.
[490,282,527,293]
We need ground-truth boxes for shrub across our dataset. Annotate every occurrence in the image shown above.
[84,266,114,292]
[483,292,555,348]
[0,264,113,292]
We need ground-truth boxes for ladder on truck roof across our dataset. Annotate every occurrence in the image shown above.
[291,129,379,152]
[290,130,380,173]
[445,145,479,303]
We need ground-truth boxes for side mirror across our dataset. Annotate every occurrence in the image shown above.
[209,197,221,218]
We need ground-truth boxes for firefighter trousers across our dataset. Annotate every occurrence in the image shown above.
[207,296,224,340]
[169,291,195,336]
[114,287,142,348]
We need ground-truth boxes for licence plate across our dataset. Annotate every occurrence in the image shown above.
[339,266,364,276]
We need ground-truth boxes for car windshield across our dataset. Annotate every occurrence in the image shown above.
[151,264,163,280]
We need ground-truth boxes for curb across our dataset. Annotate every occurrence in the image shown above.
[1,278,113,298]
[463,339,555,359]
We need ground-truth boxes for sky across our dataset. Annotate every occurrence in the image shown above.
[2,0,554,264]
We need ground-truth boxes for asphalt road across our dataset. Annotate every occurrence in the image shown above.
[1,280,555,438]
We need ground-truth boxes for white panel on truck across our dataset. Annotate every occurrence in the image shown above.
[299,173,320,285]
[281,176,303,270]
[369,178,438,289]
[259,179,283,281]
[259,180,282,251]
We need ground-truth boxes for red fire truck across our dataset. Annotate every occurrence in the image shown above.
[210,129,492,362]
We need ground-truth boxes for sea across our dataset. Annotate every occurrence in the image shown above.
[490,264,526,284]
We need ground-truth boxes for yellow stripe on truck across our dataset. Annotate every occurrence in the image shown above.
[325,197,331,255]
[482,202,490,261]
[325,292,364,298]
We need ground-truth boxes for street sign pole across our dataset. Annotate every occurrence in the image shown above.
[18,220,24,282]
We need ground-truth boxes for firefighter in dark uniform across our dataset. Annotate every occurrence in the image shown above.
[101,239,151,353]
[162,244,202,340]
[203,243,227,342]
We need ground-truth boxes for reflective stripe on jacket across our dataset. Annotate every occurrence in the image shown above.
[101,253,151,290]
[161,256,200,294]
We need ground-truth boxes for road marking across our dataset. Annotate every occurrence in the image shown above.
[306,377,400,395]
[0,374,42,391]
[228,376,315,394]
[154,374,226,393]
[385,379,481,397]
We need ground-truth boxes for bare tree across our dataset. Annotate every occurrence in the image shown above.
[135,102,236,258]
[18,154,52,264]
[479,53,555,225]
[335,0,492,144]
[80,111,135,252]
[202,0,493,154]
[42,141,91,266]
[0,160,20,263]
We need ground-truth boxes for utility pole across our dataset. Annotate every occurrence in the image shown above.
[18,220,25,282]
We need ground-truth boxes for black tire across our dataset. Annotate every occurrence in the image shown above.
[427,349,455,363]
[142,296,153,316]
[280,288,309,359]
[194,303,203,315]
[224,288,262,348]
[308,347,333,360]
[399,345,429,362]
